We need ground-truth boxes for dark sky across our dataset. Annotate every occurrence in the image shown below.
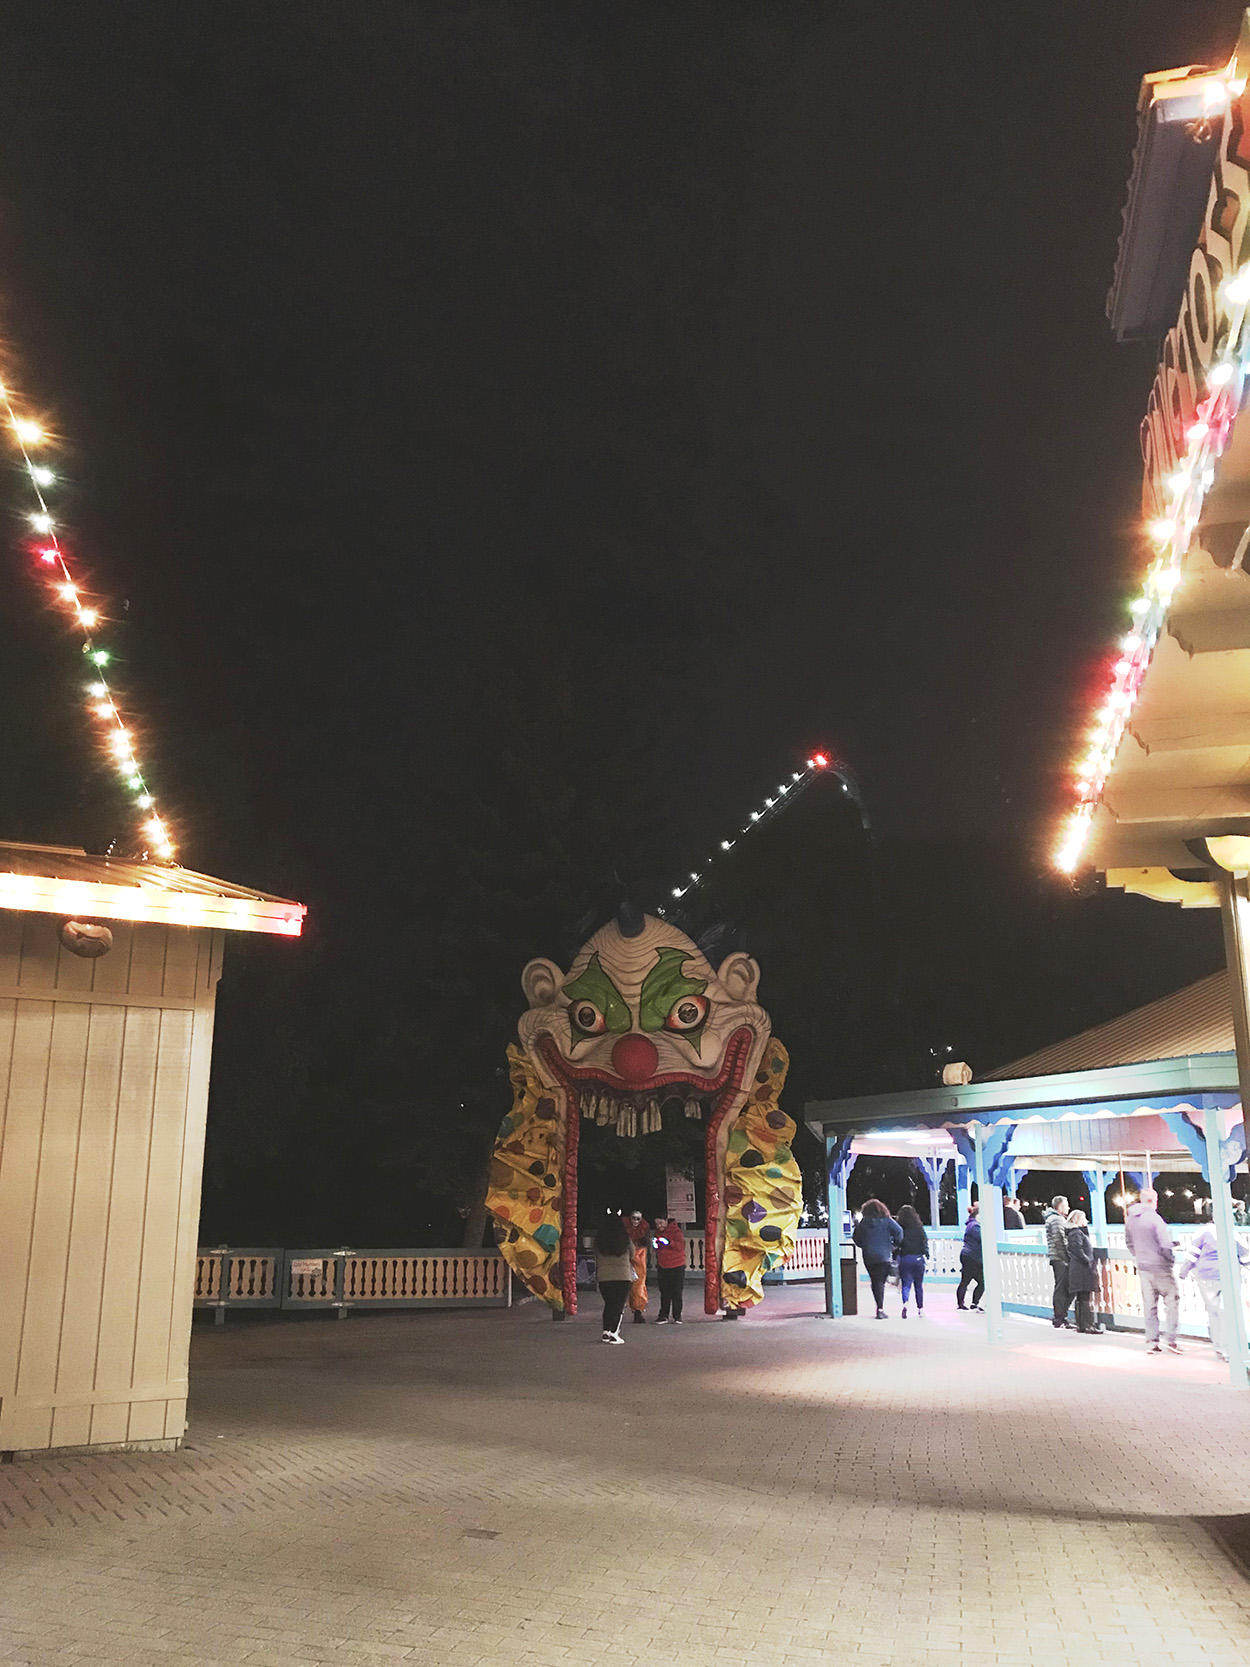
[0,7,1243,1021]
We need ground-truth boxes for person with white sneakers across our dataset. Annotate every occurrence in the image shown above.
[1177,1207,1250,1362]
[1124,1188,1180,1355]
[594,1216,635,1344]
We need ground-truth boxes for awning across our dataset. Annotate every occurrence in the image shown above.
[0,840,306,937]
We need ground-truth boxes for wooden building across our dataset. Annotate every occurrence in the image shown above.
[0,840,304,1455]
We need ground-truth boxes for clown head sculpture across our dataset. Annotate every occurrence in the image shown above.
[486,905,801,1316]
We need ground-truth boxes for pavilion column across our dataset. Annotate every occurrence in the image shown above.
[974,1123,1005,1345]
[912,1155,946,1227]
[824,1137,857,1318]
[1082,1168,1109,1249]
[1216,868,1250,1387]
[1202,1102,1250,1390]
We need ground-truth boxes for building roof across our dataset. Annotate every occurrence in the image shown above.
[984,970,1231,1080]
[1106,64,1220,344]
[1058,17,1250,876]
[0,841,305,937]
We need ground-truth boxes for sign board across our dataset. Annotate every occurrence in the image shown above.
[288,1258,325,1277]
[665,1167,696,1223]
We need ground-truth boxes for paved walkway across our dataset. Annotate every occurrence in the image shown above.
[1,1285,1249,1667]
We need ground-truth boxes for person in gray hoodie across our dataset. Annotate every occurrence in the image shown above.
[1044,1197,1072,1328]
[1124,1188,1180,1354]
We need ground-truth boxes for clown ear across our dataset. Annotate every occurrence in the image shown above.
[716,952,759,1003]
[521,957,564,1008]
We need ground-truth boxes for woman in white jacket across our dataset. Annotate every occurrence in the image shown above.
[1177,1210,1250,1362]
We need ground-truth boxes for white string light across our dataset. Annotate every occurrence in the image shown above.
[1056,71,1250,874]
[1,380,176,860]
[661,752,865,907]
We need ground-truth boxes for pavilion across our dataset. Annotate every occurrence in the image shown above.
[806,970,1249,1381]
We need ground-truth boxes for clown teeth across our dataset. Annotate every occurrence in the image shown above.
[684,1097,703,1119]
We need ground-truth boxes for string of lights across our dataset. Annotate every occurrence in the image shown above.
[658,751,869,911]
[1055,66,1249,875]
[1,379,175,862]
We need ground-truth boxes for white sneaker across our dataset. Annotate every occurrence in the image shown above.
[673,1318,683,1325]
[601,1331,614,1343]
[656,1317,669,1324]
[608,1332,624,1345]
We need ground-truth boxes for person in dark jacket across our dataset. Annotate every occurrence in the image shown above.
[956,1203,984,1311]
[1064,1210,1103,1334]
[852,1199,903,1318]
[1002,1196,1025,1231]
[594,1217,635,1343]
[1044,1196,1073,1328]
[895,1203,929,1318]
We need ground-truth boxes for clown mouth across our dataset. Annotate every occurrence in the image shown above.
[538,1028,755,1138]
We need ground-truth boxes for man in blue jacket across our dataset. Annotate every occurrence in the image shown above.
[956,1204,984,1312]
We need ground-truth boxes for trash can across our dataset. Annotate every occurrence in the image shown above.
[823,1243,858,1315]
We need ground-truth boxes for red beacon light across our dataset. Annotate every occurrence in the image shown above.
[36,547,57,564]
[808,752,830,769]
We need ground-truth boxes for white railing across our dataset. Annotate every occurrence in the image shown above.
[784,1230,827,1274]
[341,1251,509,1304]
[993,1243,1248,1338]
[637,1229,827,1281]
[195,1247,511,1320]
[195,1247,282,1311]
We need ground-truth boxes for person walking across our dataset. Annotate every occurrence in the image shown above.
[956,1203,984,1312]
[1177,1209,1250,1362]
[624,1209,651,1323]
[852,1199,903,1318]
[595,1217,635,1344]
[654,1217,687,1324]
[1064,1210,1104,1334]
[1044,1195,1073,1329]
[896,1203,928,1318]
[1124,1187,1180,1355]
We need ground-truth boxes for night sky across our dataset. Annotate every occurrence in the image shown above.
[0,5,1244,1235]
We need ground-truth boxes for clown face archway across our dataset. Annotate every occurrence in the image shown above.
[486,906,801,1315]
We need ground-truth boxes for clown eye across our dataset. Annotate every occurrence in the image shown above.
[571,1000,607,1035]
[665,994,708,1033]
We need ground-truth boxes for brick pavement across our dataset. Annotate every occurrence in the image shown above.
[1,1285,1249,1666]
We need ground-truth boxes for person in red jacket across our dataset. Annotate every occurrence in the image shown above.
[624,1210,651,1322]
[654,1216,687,1324]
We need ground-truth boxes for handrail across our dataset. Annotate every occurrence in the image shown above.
[195,1247,511,1323]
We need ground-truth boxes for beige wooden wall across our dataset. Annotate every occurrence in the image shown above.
[0,912,224,1453]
